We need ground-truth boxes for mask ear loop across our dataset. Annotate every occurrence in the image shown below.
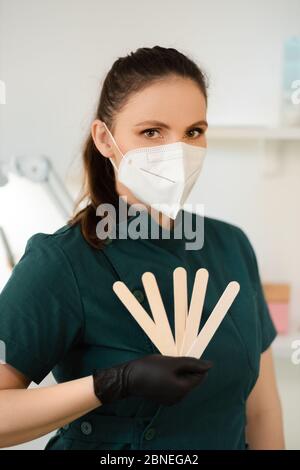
[102,122,123,172]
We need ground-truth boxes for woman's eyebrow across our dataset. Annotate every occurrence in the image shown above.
[134,120,208,129]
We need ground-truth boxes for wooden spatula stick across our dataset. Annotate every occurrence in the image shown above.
[173,267,188,355]
[180,268,208,356]
[142,272,177,356]
[186,281,240,359]
[113,281,172,355]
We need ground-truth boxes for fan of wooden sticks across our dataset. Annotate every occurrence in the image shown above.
[112,267,240,359]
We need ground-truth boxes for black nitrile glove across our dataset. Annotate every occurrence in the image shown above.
[92,354,213,406]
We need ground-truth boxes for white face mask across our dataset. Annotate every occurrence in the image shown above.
[102,122,207,219]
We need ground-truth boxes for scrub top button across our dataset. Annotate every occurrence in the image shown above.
[132,289,144,303]
[80,421,93,435]
[62,424,69,430]
[144,427,156,441]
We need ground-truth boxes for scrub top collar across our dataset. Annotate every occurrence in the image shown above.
[109,197,197,250]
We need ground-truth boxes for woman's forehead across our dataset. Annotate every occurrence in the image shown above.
[117,78,207,127]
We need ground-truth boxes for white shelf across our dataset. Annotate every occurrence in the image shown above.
[207,125,300,141]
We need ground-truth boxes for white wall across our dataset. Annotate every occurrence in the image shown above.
[0,0,299,450]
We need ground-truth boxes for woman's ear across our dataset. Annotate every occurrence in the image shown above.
[91,119,114,158]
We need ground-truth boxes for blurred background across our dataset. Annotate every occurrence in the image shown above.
[0,0,299,450]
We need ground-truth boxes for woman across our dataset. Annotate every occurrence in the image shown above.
[0,46,284,450]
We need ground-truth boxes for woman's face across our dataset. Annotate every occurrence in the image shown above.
[92,75,208,209]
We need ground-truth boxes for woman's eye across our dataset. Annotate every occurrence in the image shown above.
[187,127,205,138]
[141,127,205,139]
[141,128,161,138]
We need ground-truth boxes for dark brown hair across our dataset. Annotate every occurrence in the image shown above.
[68,45,209,249]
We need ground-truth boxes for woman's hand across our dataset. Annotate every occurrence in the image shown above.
[93,353,213,406]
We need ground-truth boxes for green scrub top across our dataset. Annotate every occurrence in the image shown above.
[0,207,277,450]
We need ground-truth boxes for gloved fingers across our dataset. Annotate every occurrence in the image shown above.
[189,370,208,385]
[175,357,213,375]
